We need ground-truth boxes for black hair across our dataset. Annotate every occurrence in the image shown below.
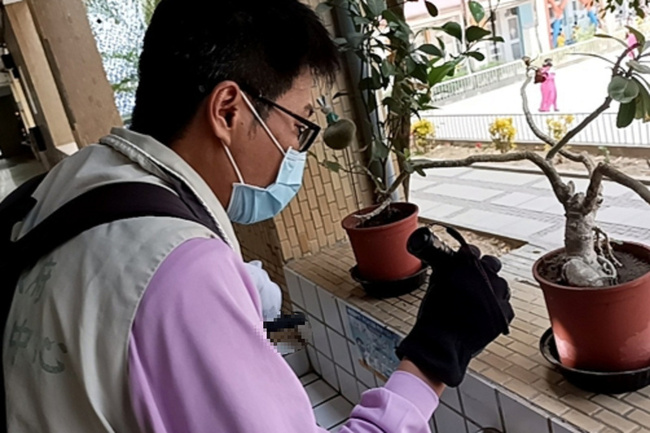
[130,0,340,145]
[544,58,553,67]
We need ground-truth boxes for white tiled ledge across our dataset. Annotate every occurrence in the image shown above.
[285,266,584,433]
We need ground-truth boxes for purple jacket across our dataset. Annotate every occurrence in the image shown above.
[128,238,439,432]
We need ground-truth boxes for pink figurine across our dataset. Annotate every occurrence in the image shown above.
[539,59,558,112]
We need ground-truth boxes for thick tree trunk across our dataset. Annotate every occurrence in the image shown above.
[562,204,614,288]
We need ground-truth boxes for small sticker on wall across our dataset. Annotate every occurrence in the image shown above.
[346,306,401,381]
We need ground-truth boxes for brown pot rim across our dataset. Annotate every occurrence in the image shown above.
[341,202,419,232]
[533,241,650,293]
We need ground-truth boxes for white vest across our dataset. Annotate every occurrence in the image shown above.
[3,129,241,432]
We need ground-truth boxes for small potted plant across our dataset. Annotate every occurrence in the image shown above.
[315,0,501,295]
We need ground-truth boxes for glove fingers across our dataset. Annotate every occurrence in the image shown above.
[481,255,502,273]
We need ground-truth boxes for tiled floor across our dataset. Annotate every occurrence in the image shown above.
[283,348,353,432]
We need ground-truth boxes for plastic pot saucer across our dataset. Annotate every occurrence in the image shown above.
[540,328,650,394]
[350,262,429,299]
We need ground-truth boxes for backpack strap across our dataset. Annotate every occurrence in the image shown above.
[0,179,215,432]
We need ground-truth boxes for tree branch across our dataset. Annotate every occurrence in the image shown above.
[546,97,612,161]
[583,163,650,214]
[546,43,640,161]
[559,149,596,175]
[384,151,571,205]
[520,74,557,147]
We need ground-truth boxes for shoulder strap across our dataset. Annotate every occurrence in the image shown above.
[0,179,215,432]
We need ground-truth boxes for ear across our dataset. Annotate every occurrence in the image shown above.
[206,81,242,148]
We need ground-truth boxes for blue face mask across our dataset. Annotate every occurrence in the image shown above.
[225,94,307,225]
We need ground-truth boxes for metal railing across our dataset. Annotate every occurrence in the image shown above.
[432,34,624,104]
[426,112,650,148]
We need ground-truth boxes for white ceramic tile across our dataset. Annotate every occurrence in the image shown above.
[311,315,332,359]
[329,420,348,433]
[314,396,353,430]
[304,379,337,406]
[307,345,321,376]
[337,300,355,341]
[499,391,550,433]
[300,372,319,386]
[466,419,481,433]
[318,286,344,335]
[357,380,370,396]
[327,328,353,374]
[337,365,360,405]
[284,268,304,308]
[319,352,339,391]
[300,277,323,320]
[459,374,502,431]
[551,418,582,433]
[284,348,311,377]
[440,386,462,413]
[436,403,468,433]
[349,341,377,388]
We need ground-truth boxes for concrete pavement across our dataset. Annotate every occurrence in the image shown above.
[410,165,650,256]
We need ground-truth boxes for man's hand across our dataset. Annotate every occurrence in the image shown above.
[395,226,514,387]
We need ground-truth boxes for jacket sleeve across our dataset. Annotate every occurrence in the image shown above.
[128,238,438,433]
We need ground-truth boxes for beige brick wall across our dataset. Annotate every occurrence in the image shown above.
[235,0,374,314]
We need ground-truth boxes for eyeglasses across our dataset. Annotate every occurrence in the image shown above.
[241,86,321,153]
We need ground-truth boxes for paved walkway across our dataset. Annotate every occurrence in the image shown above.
[410,165,650,257]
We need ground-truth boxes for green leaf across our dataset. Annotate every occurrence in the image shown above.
[626,26,646,51]
[315,2,332,15]
[608,75,640,103]
[441,22,463,41]
[632,77,650,120]
[428,60,459,85]
[371,139,390,161]
[418,44,444,57]
[468,0,485,22]
[466,25,491,43]
[324,160,342,173]
[594,33,628,49]
[383,96,402,113]
[411,63,429,83]
[369,0,387,16]
[467,51,485,61]
[629,59,650,74]
[436,36,446,53]
[485,36,505,43]
[425,1,438,17]
[381,59,396,77]
[617,100,636,128]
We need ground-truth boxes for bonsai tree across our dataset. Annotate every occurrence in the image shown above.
[391,28,650,288]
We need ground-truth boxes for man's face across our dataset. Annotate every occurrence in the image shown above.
[229,71,314,188]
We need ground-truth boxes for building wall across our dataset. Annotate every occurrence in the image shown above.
[235,1,375,314]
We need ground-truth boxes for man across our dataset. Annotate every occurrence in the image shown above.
[3,1,512,432]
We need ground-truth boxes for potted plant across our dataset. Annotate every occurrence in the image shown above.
[315,0,501,290]
[320,0,650,386]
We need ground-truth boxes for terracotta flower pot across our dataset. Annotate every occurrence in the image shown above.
[534,242,650,372]
[341,202,420,281]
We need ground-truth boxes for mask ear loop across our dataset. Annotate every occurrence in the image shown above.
[223,145,245,184]
[241,93,286,156]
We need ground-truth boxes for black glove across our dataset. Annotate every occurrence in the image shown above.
[395,225,514,387]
